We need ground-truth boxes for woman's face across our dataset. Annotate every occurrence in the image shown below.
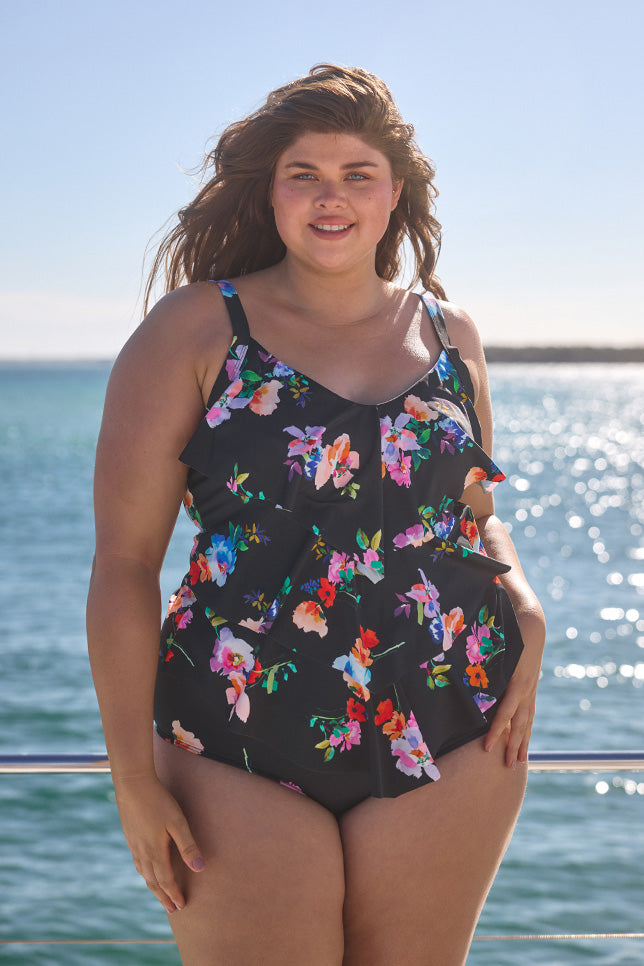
[271,131,403,276]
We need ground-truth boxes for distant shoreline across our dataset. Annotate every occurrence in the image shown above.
[1,346,644,366]
[486,346,644,363]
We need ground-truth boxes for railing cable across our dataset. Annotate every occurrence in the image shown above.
[1,750,644,773]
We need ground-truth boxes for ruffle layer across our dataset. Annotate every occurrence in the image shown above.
[179,390,505,583]
[156,495,523,790]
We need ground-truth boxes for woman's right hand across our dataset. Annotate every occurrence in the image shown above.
[113,774,205,913]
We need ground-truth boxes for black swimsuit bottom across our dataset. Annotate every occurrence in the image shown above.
[154,281,523,816]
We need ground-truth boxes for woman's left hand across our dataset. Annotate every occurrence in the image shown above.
[484,608,546,768]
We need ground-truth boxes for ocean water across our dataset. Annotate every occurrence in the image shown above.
[1,360,643,965]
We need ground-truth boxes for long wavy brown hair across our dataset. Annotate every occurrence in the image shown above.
[143,64,446,312]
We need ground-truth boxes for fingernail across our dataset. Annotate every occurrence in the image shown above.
[510,760,516,770]
[192,857,205,871]
[165,906,176,915]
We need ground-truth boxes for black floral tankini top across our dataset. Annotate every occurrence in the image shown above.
[154,280,524,814]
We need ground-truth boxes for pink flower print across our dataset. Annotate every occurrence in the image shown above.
[167,585,196,617]
[176,609,193,630]
[442,607,465,653]
[210,627,255,676]
[389,455,412,487]
[390,712,440,780]
[353,548,384,583]
[393,524,433,549]
[404,394,439,422]
[280,780,305,795]
[314,433,359,490]
[292,600,328,637]
[248,379,281,415]
[329,719,362,751]
[205,379,250,427]
[224,343,248,382]
[238,616,266,634]
[225,671,251,723]
[466,622,491,664]
[380,413,420,467]
[391,737,440,779]
[327,551,355,585]
[284,424,326,456]
[171,720,204,754]
[474,692,497,714]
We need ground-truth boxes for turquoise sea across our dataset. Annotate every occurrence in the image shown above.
[1,361,643,965]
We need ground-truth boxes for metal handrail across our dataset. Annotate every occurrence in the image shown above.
[1,751,644,773]
[1,752,643,950]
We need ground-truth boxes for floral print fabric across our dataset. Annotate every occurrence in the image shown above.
[154,281,524,814]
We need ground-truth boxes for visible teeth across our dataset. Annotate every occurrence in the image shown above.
[314,224,350,232]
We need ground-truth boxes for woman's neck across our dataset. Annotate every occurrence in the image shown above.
[262,256,398,330]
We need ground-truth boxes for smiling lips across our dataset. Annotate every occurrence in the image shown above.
[310,221,354,237]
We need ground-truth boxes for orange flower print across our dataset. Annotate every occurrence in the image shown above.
[404,394,439,422]
[463,466,488,488]
[171,720,204,754]
[460,519,480,550]
[347,698,367,721]
[441,607,465,653]
[314,433,359,490]
[351,637,374,668]
[248,379,281,415]
[293,600,328,637]
[466,664,489,688]
[188,553,212,584]
[382,711,406,740]
[374,699,394,725]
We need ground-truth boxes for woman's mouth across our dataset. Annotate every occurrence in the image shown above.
[309,222,354,237]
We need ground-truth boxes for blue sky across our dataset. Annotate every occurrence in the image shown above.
[1,0,642,357]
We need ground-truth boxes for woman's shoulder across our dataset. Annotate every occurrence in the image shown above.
[112,282,234,408]
[141,282,231,345]
[435,300,482,349]
[436,299,488,402]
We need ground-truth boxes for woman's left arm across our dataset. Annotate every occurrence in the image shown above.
[442,302,547,768]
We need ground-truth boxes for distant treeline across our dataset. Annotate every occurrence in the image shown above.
[485,346,644,363]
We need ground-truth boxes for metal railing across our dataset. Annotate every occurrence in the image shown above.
[2,750,644,773]
[1,751,643,951]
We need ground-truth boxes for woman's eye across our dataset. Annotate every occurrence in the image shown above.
[346,172,368,181]
[293,173,316,180]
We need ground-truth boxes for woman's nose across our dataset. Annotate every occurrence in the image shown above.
[314,181,347,207]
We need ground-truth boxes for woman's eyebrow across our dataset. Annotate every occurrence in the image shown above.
[283,160,381,170]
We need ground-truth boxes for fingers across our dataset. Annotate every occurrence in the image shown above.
[133,847,185,914]
[484,685,537,769]
[169,813,206,874]
[131,820,205,913]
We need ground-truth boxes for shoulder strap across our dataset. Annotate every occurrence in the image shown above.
[212,280,251,343]
[419,293,480,437]
[419,292,451,351]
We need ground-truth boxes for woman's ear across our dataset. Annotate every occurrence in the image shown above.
[391,180,404,209]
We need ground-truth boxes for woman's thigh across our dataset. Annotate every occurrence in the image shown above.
[339,736,527,966]
[153,733,345,966]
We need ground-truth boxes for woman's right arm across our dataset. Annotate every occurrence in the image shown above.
[86,283,229,912]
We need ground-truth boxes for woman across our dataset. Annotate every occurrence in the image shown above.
[87,64,545,965]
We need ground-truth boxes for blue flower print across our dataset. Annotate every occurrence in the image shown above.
[216,280,237,298]
[205,533,238,586]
